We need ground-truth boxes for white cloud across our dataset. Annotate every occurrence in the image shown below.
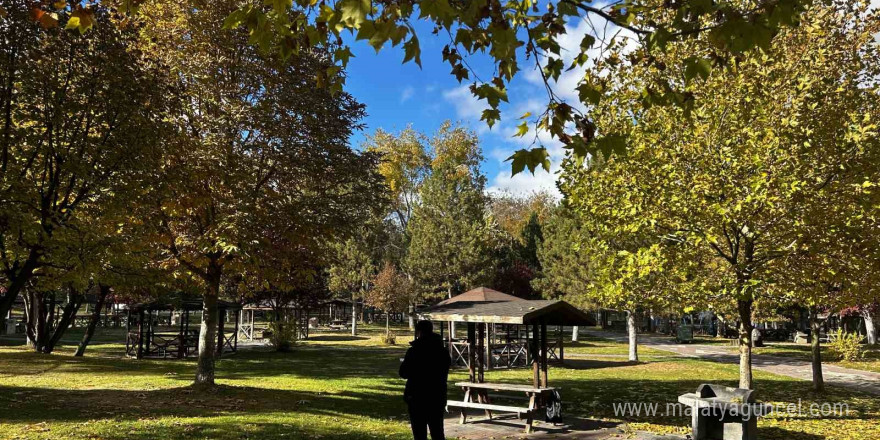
[442,85,488,120]
[487,126,566,198]
[400,86,415,103]
[488,166,562,199]
[523,17,639,107]
[438,17,639,198]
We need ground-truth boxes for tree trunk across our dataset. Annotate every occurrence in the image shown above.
[351,292,358,337]
[737,299,754,389]
[22,287,83,354]
[385,312,390,339]
[0,250,41,326]
[23,289,46,351]
[43,288,83,354]
[195,261,221,386]
[809,308,824,393]
[626,311,638,362]
[571,325,579,342]
[75,284,110,357]
[861,308,877,345]
[408,303,415,330]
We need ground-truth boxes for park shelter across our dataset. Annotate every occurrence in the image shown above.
[419,288,593,388]
[125,297,241,359]
[239,302,310,342]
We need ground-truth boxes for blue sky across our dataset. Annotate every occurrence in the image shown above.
[342,19,576,197]
[342,0,880,198]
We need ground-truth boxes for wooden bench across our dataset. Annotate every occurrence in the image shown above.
[447,382,557,433]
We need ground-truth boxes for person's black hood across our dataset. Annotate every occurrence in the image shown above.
[410,331,443,347]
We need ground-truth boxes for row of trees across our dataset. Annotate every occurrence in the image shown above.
[327,123,556,337]
[0,0,386,385]
[537,0,880,391]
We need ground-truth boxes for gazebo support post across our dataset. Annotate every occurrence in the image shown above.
[439,321,445,347]
[540,322,548,388]
[125,308,131,354]
[448,321,454,360]
[216,308,225,358]
[477,322,485,382]
[467,322,476,383]
[558,325,564,363]
[233,307,239,352]
[178,308,186,358]
[505,325,511,367]
[137,309,145,359]
[531,323,539,389]
[485,323,492,371]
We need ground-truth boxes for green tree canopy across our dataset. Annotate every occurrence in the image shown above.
[561,0,880,387]
[405,123,493,302]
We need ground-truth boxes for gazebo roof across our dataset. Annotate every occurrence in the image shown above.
[129,294,241,312]
[419,299,594,325]
[436,287,524,306]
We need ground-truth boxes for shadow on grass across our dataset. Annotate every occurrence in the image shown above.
[0,382,400,420]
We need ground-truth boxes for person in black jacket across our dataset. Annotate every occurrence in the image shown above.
[399,320,451,440]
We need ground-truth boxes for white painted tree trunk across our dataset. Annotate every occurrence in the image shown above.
[737,300,753,390]
[626,311,638,362]
[862,309,877,345]
[571,326,579,342]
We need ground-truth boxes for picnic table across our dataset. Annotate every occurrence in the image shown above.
[446,381,557,433]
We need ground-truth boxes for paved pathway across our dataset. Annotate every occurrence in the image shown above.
[444,413,681,440]
[582,329,880,395]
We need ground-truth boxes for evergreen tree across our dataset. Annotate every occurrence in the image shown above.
[405,124,492,302]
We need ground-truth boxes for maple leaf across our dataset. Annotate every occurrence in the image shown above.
[31,8,59,29]
[66,7,96,34]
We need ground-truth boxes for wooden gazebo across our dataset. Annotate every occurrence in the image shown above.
[419,289,593,388]
[125,297,241,359]
[240,301,310,342]
[421,291,593,432]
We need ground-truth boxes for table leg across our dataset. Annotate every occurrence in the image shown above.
[460,389,471,424]
[524,393,536,433]
[478,390,493,420]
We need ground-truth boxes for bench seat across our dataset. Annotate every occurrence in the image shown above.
[446,400,532,416]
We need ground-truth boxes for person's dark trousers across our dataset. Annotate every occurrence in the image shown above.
[407,404,445,440]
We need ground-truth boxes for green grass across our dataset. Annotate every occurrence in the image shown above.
[0,326,878,440]
[564,334,670,357]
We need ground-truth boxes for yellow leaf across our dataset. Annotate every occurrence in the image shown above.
[67,7,95,33]
[53,1,67,9]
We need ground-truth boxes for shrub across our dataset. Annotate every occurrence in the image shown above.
[267,316,297,352]
[828,329,864,362]
[382,332,397,345]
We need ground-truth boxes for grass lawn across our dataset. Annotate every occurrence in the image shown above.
[565,334,670,357]
[0,325,877,440]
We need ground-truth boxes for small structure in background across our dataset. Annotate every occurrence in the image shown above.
[420,287,593,433]
[676,315,694,343]
[239,302,309,342]
[678,384,770,440]
[125,297,241,359]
